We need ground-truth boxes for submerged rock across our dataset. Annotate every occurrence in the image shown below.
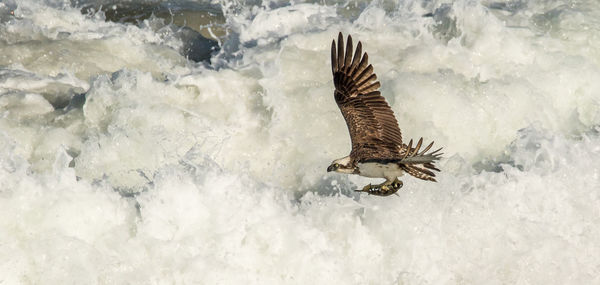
[176,26,219,63]
[77,1,225,63]
[424,4,461,44]
[0,0,17,23]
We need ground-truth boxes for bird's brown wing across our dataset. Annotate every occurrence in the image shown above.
[331,32,403,161]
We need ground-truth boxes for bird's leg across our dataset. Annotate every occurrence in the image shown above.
[355,178,403,196]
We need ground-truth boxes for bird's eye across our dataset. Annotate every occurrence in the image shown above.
[334,163,339,168]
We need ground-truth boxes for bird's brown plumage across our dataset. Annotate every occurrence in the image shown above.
[331,32,442,182]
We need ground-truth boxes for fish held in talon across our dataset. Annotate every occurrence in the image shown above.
[326,32,443,196]
[354,179,403,196]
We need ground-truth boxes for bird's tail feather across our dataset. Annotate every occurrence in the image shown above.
[398,138,442,182]
[400,164,438,182]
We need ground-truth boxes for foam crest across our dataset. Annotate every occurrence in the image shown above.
[240,4,336,43]
[1,0,600,283]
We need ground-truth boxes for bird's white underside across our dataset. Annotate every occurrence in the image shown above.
[357,162,404,181]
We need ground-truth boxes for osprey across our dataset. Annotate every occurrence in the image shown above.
[326,33,442,196]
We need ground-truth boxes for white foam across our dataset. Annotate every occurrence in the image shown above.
[1,0,600,283]
[240,4,337,43]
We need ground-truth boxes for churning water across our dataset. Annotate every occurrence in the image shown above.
[1,0,599,283]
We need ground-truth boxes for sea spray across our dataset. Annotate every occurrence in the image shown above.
[0,0,599,283]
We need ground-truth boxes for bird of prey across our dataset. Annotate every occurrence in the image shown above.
[326,32,442,196]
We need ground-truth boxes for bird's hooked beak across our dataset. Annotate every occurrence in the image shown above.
[327,165,334,172]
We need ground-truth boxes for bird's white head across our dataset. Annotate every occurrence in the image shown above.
[327,156,355,174]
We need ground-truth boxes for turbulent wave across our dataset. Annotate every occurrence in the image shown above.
[1,0,599,283]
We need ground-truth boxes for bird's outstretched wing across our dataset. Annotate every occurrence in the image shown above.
[331,32,403,161]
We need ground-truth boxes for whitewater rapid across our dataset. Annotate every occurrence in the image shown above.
[1,0,599,283]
